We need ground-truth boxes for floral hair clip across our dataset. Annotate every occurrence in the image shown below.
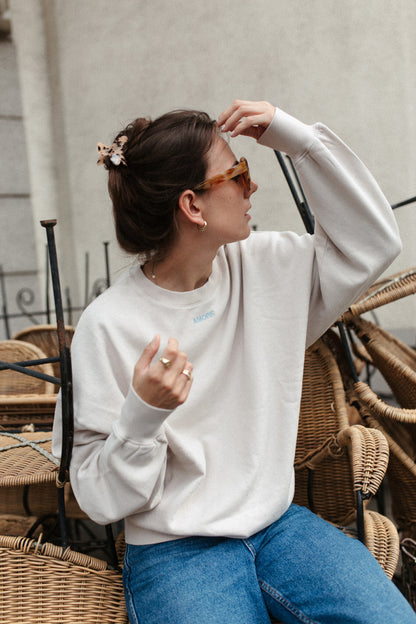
[97,135,128,167]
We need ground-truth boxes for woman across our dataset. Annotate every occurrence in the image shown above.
[53,100,415,623]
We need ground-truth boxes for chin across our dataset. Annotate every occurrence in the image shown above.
[234,227,252,243]
[242,229,252,240]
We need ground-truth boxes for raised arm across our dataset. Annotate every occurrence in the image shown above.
[220,100,402,345]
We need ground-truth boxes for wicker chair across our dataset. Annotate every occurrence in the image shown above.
[0,395,57,430]
[346,388,416,608]
[344,308,416,540]
[0,340,56,429]
[347,266,416,318]
[359,404,416,540]
[294,339,390,539]
[0,340,55,396]
[0,341,60,544]
[346,316,416,412]
[347,374,416,537]
[13,325,75,391]
[0,431,59,518]
[0,221,128,622]
[0,535,128,623]
[0,338,73,531]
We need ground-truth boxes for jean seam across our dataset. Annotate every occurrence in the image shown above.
[123,551,140,624]
[259,577,317,624]
[242,538,257,559]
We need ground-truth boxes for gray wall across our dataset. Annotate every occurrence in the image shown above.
[4,0,416,337]
[0,27,40,339]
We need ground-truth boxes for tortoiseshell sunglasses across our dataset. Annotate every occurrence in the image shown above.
[193,157,251,192]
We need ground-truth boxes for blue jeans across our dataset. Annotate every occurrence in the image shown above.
[123,504,416,623]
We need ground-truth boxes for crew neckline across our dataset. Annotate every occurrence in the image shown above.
[132,251,223,308]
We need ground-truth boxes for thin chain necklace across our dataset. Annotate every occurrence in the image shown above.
[145,259,210,289]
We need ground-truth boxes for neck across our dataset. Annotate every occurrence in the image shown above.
[144,246,217,292]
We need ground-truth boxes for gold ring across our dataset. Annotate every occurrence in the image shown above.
[159,357,172,368]
[181,368,192,381]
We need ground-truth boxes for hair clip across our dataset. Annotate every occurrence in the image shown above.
[97,135,128,167]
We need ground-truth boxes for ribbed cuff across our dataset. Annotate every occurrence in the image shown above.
[258,107,316,159]
[115,384,172,443]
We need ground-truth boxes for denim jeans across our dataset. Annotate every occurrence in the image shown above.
[122,504,416,623]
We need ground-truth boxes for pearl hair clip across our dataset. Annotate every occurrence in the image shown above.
[97,135,128,167]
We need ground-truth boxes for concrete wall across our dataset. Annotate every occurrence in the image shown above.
[6,0,416,336]
[0,24,40,339]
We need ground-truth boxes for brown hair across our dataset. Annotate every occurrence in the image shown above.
[101,110,218,260]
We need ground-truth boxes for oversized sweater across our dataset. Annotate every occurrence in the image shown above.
[52,108,402,545]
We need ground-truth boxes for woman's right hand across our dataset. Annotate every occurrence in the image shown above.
[217,99,275,140]
[133,335,194,409]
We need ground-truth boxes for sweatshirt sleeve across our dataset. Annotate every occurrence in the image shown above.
[258,108,402,346]
[52,310,172,525]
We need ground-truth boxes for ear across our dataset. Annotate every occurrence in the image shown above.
[178,189,205,228]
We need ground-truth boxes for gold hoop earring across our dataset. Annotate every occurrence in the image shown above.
[197,220,207,232]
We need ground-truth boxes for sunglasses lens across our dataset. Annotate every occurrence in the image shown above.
[242,159,251,191]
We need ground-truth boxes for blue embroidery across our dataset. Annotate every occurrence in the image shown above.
[193,310,215,324]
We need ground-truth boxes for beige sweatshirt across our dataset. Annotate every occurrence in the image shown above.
[53,108,401,545]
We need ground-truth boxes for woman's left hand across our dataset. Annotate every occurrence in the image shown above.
[217,100,275,140]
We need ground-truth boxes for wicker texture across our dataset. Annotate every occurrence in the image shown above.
[0,431,59,517]
[13,324,75,385]
[0,483,58,517]
[0,431,58,487]
[362,509,400,579]
[0,535,128,623]
[346,316,416,537]
[357,404,416,541]
[0,394,56,428]
[346,267,416,317]
[294,339,389,527]
[0,430,84,520]
[0,340,55,395]
[0,514,40,537]
[343,312,416,549]
[348,316,416,411]
[0,422,85,522]
[353,380,416,425]
[0,433,87,520]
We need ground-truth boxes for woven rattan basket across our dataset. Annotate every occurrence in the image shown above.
[0,535,128,623]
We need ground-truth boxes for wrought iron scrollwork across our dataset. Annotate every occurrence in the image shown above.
[16,287,39,325]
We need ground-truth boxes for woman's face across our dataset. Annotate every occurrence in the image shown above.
[196,137,258,247]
